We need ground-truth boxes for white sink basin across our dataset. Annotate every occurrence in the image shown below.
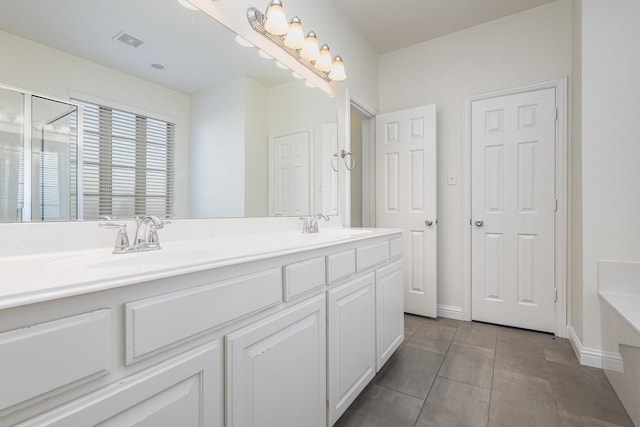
[317,228,373,236]
[89,249,211,269]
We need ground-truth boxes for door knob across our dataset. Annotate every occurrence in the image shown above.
[474,220,484,227]
[425,219,434,227]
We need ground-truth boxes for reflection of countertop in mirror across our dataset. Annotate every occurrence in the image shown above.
[0,228,400,310]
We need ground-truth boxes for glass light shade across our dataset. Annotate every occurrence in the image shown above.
[264,0,288,36]
[329,55,347,81]
[299,31,320,62]
[258,50,273,60]
[283,17,305,50]
[314,44,332,72]
[177,0,198,11]
[235,35,254,48]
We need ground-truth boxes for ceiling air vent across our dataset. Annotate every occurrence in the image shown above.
[113,31,145,48]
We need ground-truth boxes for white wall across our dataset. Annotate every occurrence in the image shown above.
[579,0,640,350]
[0,30,192,217]
[570,0,584,342]
[244,79,269,218]
[191,78,246,218]
[379,1,573,311]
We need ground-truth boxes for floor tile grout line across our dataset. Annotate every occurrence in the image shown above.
[486,322,499,427]
[411,321,458,427]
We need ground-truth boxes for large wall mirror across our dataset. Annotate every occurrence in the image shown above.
[0,0,338,222]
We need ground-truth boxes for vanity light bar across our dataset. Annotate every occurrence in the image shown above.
[247,4,345,83]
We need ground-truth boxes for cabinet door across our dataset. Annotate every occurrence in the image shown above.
[226,295,326,427]
[327,272,376,425]
[18,341,222,427]
[376,260,405,371]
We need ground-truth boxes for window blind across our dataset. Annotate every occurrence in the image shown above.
[73,99,175,220]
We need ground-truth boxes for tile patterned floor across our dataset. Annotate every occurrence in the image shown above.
[335,315,634,427]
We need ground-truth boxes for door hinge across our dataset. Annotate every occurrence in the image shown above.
[554,198,558,212]
[554,289,558,303]
[555,108,558,121]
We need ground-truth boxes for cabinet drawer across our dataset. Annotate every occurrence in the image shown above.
[0,310,111,412]
[326,249,356,285]
[284,256,325,301]
[125,268,281,364]
[356,241,390,272]
[390,237,403,259]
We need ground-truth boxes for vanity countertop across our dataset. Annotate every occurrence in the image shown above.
[0,228,401,310]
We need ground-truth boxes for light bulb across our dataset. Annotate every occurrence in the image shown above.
[283,17,305,50]
[314,44,332,72]
[275,61,289,70]
[329,55,347,81]
[264,0,288,36]
[299,31,320,62]
[304,81,316,88]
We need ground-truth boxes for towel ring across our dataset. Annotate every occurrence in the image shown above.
[340,149,355,171]
[331,153,339,172]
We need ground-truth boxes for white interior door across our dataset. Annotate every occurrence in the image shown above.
[471,88,556,333]
[376,105,437,318]
[269,129,311,217]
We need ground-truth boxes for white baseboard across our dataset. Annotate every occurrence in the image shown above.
[566,325,620,369]
[437,305,465,321]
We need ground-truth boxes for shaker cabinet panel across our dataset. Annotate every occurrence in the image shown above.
[326,249,356,285]
[125,268,281,364]
[0,309,111,412]
[18,341,222,427]
[284,256,325,301]
[327,273,376,425]
[375,260,405,371]
[226,295,326,427]
[356,241,390,272]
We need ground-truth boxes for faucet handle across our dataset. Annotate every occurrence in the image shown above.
[99,222,131,254]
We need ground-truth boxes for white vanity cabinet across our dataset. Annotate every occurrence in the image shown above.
[375,259,404,370]
[326,237,404,425]
[0,229,403,427]
[226,294,326,427]
[327,272,376,425]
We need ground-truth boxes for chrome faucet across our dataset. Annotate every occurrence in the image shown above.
[99,215,169,254]
[134,216,168,250]
[300,214,329,233]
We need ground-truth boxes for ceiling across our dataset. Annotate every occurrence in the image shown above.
[0,0,559,94]
[333,0,558,53]
[0,0,291,94]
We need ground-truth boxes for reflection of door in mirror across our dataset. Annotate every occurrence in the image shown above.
[0,86,77,222]
[269,129,311,217]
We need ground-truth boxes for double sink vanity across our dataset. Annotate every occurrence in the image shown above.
[0,222,404,426]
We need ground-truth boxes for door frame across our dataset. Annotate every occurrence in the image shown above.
[461,77,568,338]
[346,89,378,227]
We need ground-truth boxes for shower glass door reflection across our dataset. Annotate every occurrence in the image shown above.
[0,88,24,221]
[31,95,78,221]
[0,86,78,222]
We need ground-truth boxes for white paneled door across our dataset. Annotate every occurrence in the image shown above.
[471,88,556,333]
[269,129,311,217]
[376,105,437,318]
